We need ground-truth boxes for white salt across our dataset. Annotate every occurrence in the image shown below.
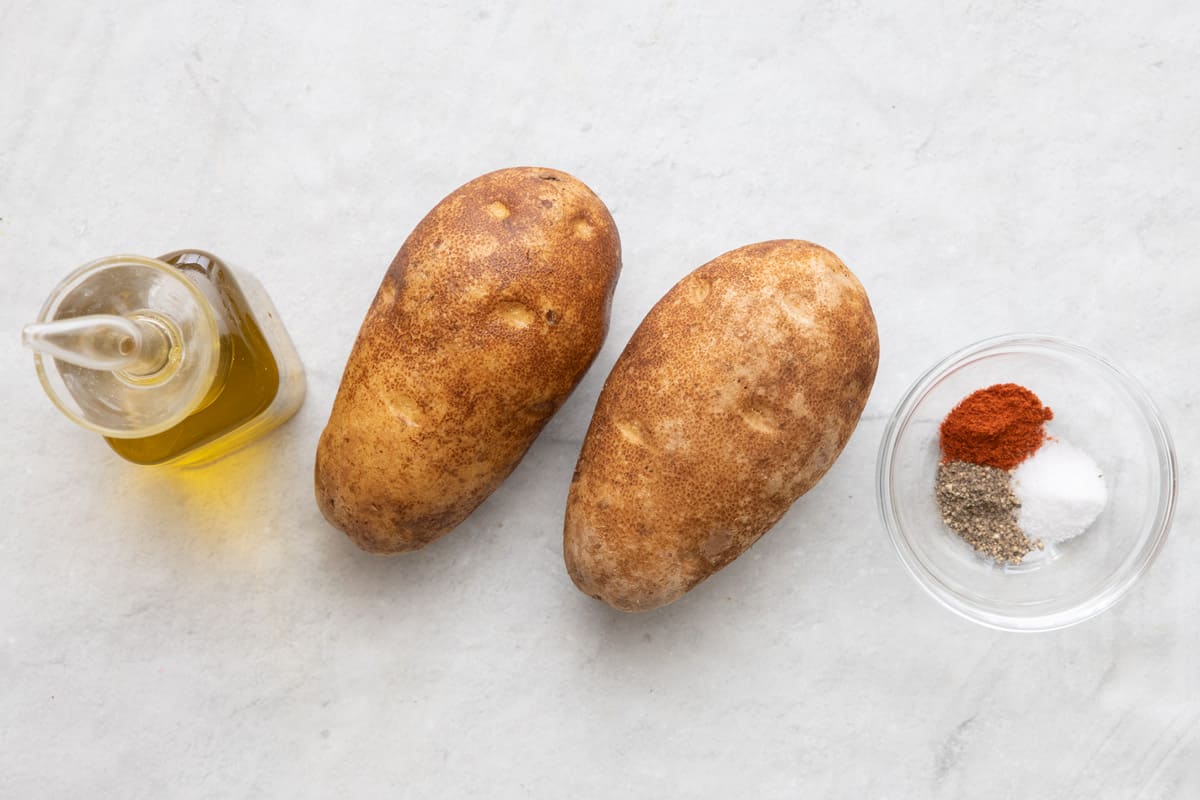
[1011,439,1108,543]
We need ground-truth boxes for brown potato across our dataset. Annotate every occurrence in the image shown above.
[564,241,878,611]
[316,167,621,553]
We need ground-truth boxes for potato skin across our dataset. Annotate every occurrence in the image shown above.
[564,241,878,611]
[316,167,621,553]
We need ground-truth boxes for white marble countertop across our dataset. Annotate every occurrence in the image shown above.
[2,2,1197,797]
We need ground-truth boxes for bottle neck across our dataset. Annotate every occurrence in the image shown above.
[26,255,224,438]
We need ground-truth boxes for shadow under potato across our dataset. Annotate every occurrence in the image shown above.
[312,433,579,605]
[309,423,873,634]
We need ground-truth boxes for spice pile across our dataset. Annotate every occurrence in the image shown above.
[935,383,1107,564]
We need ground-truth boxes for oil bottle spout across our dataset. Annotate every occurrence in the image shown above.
[22,314,171,375]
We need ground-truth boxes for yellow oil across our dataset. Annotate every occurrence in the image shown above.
[105,252,281,466]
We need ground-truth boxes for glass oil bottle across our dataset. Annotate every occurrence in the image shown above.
[23,250,305,466]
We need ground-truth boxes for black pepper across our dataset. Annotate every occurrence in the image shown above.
[934,461,1041,564]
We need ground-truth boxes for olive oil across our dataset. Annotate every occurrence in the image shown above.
[24,250,304,467]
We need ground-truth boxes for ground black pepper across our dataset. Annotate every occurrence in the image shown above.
[935,461,1041,564]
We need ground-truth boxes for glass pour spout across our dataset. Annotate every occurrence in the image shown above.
[22,313,172,376]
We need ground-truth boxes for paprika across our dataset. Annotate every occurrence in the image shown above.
[939,383,1052,470]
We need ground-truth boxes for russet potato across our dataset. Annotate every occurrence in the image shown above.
[564,240,878,611]
[316,167,621,553]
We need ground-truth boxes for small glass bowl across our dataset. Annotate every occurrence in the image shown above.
[877,334,1176,631]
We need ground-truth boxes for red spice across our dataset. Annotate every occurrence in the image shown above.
[939,383,1052,470]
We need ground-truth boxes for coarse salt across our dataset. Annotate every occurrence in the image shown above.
[1011,439,1107,543]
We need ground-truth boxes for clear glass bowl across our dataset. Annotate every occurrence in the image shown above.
[877,334,1176,631]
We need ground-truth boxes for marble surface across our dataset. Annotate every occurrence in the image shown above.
[2,2,1197,797]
